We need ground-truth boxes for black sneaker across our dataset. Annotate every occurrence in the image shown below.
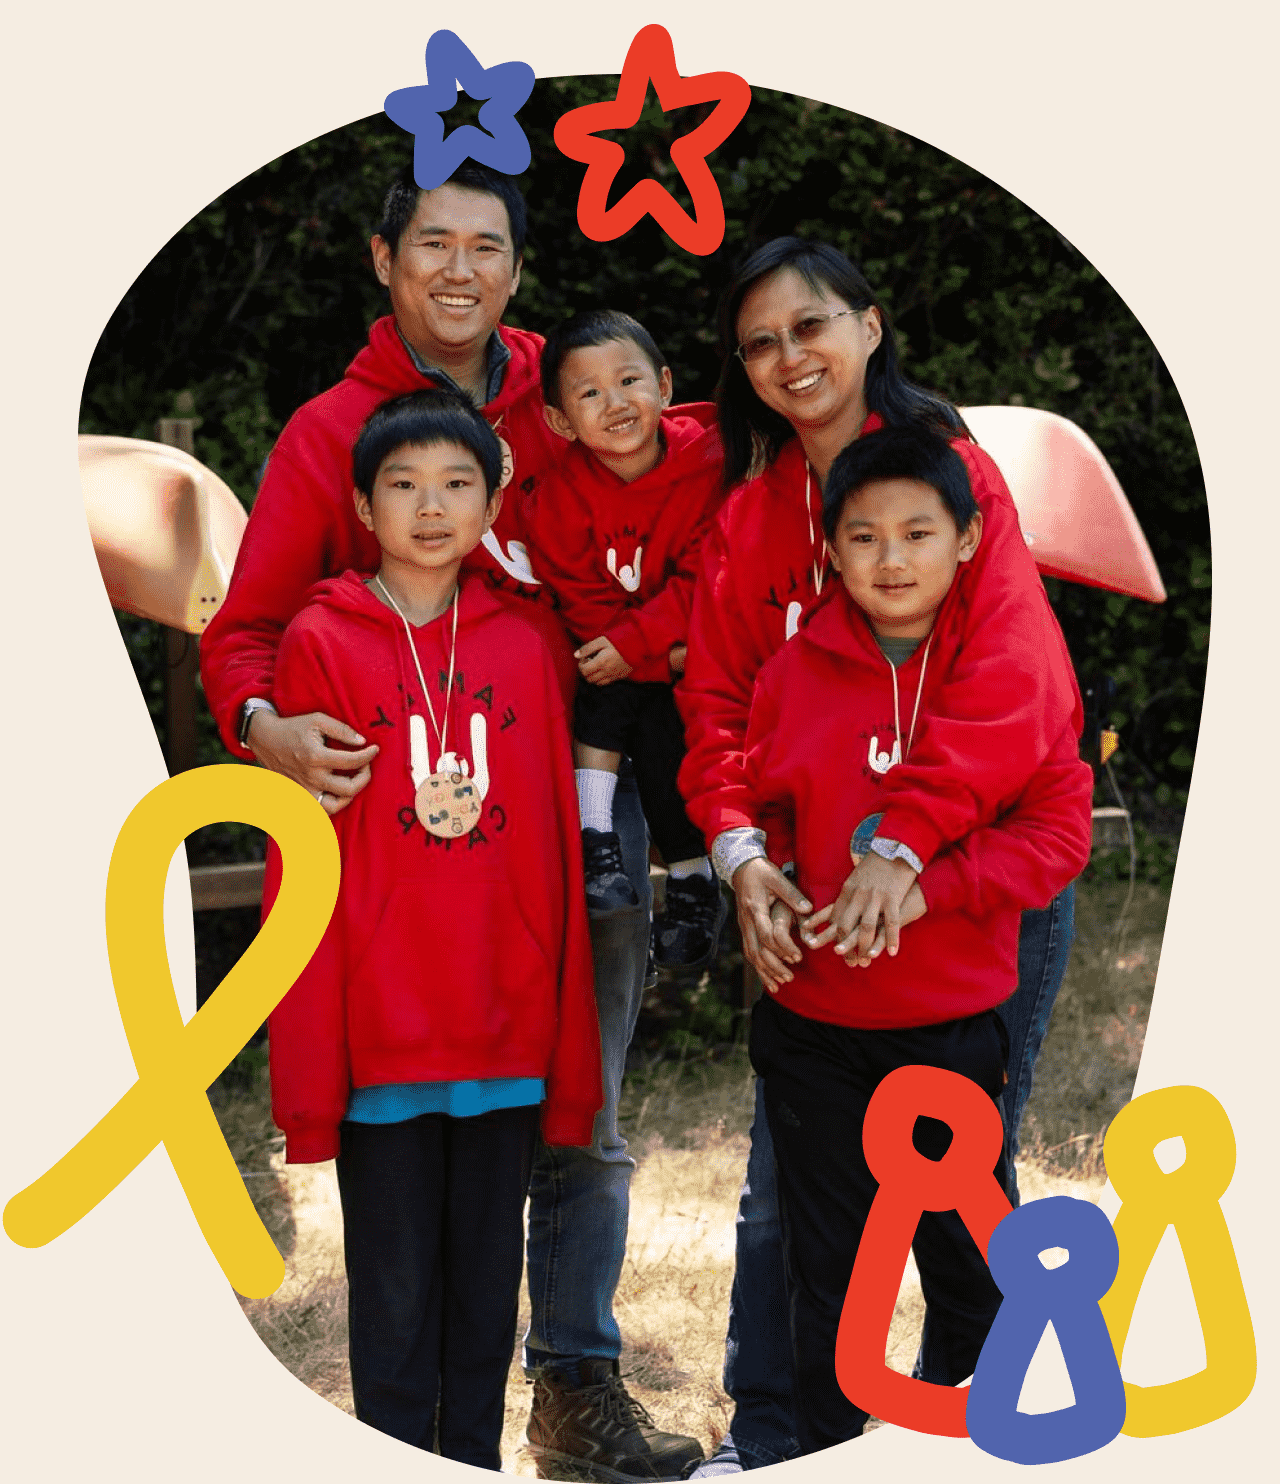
[527,1359,704,1482]
[583,829,640,917]
[653,872,727,970]
[643,935,659,991]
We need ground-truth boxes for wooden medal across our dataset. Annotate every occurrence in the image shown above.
[415,770,482,838]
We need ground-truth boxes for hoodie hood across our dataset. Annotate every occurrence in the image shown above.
[345,317,545,420]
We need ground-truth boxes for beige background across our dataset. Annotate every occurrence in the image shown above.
[1,1,1274,1477]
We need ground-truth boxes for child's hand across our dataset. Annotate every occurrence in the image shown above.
[805,882,928,967]
[801,852,918,961]
[576,636,633,685]
[668,643,688,677]
[732,857,813,993]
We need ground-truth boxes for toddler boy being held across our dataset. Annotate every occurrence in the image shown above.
[530,310,727,968]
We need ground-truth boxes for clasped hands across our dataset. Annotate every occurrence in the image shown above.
[733,853,927,995]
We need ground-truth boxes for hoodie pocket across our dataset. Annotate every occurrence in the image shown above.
[347,878,554,1061]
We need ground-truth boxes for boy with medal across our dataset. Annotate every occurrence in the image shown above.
[738,425,1094,1451]
[267,389,603,1468]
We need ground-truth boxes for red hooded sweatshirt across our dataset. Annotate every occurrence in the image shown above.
[743,583,1094,1028]
[265,572,602,1164]
[524,405,725,683]
[201,317,573,757]
[678,418,1082,866]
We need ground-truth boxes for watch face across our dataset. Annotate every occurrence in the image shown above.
[851,811,884,859]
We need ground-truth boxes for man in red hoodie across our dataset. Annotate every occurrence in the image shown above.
[529,310,727,971]
[740,426,1094,1452]
[201,167,699,1479]
[201,161,569,779]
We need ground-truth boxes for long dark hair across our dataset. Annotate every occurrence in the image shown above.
[716,238,968,488]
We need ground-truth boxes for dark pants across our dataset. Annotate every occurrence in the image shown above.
[749,995,1008,1454]
[336,1106,540,1468]
[574,678,704,864]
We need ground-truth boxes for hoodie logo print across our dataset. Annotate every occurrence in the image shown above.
[867,735,902,775]
[481,529,539,585]
[410,711,492,838]
[785,600,802,640]
[607,544,643,592]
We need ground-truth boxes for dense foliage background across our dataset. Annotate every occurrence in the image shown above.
[82,83,1209,870]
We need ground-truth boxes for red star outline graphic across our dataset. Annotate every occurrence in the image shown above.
[553,26,751,257]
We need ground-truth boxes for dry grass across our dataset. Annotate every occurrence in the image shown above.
[1020,876,1169,1179]
[214,873,1163,1467]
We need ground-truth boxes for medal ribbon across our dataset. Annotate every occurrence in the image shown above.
[375,577,458,770]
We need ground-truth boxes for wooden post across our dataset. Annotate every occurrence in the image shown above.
[155,417,201,774]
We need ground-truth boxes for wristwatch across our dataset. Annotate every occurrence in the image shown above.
[239,698,278,749]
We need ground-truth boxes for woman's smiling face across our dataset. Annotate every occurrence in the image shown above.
[735,267,883,439]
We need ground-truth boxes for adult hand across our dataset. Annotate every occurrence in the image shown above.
[668,644,688,677]
[801,852,917,961]
[732,857,813,992]
[576,636,633,685]
[246,709,378,815]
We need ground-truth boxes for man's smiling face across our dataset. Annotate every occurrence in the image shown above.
[372,183,522,367]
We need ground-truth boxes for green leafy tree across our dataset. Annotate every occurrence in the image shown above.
[81,87,1207,856]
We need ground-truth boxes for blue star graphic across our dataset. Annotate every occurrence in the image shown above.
[384,30,535,190]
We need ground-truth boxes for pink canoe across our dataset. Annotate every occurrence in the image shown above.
[960,406,1166,603]
[80,435,248,634]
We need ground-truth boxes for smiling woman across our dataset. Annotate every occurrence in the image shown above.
[677,235,1089,1466]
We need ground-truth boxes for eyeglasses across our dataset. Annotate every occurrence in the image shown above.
[735,309,860,364]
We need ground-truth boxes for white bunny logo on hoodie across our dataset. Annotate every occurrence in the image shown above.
[606,544,643,593]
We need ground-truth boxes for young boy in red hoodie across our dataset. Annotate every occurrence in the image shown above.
[268,389,602,1468]
[739,426,1093,1453]
[530,310,727,967]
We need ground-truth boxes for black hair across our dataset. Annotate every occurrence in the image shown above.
[540,310,667,408]
[376,162,528,261]
[716,237,969,489]
[822,426,978,539]
[352,389,504,500]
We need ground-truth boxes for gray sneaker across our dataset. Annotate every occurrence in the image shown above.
[527,1359,705,1482]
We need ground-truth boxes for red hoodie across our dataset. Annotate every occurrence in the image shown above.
[201,317,573,756]
[265,572,602,1163]
[524,405,725,684]
[744,583,1093,1028]
[678,418,1082,865]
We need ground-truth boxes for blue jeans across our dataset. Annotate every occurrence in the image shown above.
[996,885,1075,1206]
[719,1077,801,1467]
[524,764,651,1371]
[718,890,1075,1457]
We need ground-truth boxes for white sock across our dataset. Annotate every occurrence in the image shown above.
[667,856,712,881]
[576,768,618,833]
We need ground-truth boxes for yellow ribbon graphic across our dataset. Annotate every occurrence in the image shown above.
[3,766,340,1298]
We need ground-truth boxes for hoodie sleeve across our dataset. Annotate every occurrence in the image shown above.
[677,516,770,841]
[265,616,351,1163]
[201,432,348,759]
[918,724,1095,917]
[537,662,605,1147]
[741,661,797,871]
[872,440,1083,867]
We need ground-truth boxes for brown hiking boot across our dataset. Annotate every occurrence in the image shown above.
[526,1359,705,1482]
